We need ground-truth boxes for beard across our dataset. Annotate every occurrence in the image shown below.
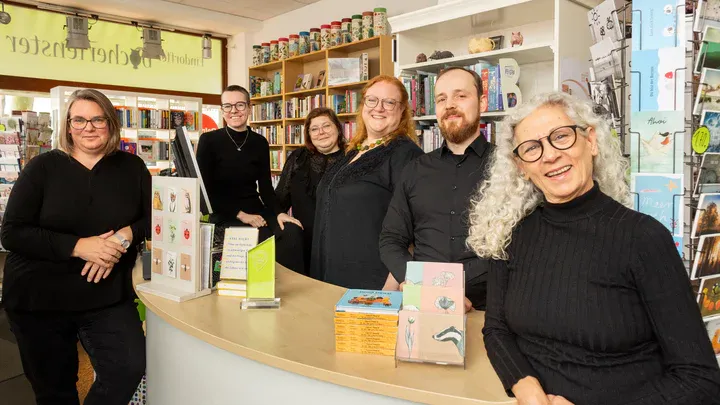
[439,110,480,144]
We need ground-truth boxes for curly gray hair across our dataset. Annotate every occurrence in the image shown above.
[467,91,630,260]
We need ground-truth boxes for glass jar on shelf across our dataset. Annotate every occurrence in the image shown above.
[261,42,270,64]
[330,21,342,47]
[373,8,388,36]
[289,34,300,57]
[252,45,262,66]
[299,31,310,54]
[278,38,289,60]
[351,15,363,42]
[320,25,331,49]
[270,40,279,62]
[362,12,374,39]
[310,28,321,52]
[341,18,352,43]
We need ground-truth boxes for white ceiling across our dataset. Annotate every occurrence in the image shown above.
[11,0,322,35]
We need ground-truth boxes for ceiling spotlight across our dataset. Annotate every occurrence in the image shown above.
[142,27,165,60]
[0,2,10,25]
[202,34,212,59]
[65,16,90,49]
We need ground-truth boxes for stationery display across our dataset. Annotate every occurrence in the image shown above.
[396,262,466,367]
[241,236,281,309]
[137,177,210,302]
[334,289,402,356]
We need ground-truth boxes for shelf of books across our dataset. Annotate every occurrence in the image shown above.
[249,35,393,172]
[50,86,203,176]
[390,0,598,152]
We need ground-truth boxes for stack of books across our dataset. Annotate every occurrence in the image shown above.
[216,280,246,297]
[334,289,402,356]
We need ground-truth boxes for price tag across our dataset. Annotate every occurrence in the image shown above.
[693,126,711,154]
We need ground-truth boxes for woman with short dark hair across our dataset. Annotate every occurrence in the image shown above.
[275,107,345,274]
[2,88,148,404]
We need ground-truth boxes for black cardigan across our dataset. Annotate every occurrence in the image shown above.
[1,150,151,312]
[310,136,423,289]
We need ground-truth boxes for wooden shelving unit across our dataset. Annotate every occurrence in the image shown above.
[248,35,393,172]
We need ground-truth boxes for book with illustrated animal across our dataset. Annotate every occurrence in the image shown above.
[396,261,466,366]
[629,110,684,174]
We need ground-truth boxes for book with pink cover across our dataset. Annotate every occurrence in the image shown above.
[397,261,466,366]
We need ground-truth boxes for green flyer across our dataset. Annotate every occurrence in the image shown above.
[247,236,276,299]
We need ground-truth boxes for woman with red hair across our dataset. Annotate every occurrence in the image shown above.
[310,75,423,289]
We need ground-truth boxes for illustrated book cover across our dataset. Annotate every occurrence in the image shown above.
[631,47,685,112]
[629,110,684,174]
[631,173,684,236]
[336,289,402,314]
[632,0,684,51]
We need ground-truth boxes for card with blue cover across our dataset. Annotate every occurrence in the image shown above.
[631,173,684,237]
[631,47,685,112]
[632,0,684,51]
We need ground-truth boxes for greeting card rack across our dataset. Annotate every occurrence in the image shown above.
[587,1,632,151]
[688,0,710,267]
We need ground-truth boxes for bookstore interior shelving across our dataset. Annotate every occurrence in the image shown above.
[248,35,393,173]
[389,0,599,150]
[50,86,203,176]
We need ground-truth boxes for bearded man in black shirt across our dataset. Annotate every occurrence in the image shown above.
[379,67,494,310]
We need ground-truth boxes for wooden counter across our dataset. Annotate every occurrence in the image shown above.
[133,263,515,405]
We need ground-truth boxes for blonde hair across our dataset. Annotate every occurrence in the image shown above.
[467,91,630,260]
[346,75,418,152]
[58,89,121,156]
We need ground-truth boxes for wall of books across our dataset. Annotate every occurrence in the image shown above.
[50,86,202,176]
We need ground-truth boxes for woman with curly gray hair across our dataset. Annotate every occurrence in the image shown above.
[468,92,720,405]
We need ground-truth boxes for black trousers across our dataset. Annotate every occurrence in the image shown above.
[5,301,146,405]
[209,210,305,275]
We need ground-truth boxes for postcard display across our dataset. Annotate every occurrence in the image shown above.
[626,0,686,257]
[691,0,720,366]
[136,176,211,302]
[395,262,466,368]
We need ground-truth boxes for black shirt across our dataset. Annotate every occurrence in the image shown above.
[196,127,278,219]
[1,150,151,312]
[483,184,720,404]
[310,137,423,289]
[379,135,494,301]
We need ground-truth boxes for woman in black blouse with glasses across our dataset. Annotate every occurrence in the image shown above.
[196,84,303,272]
[275,108,345,274]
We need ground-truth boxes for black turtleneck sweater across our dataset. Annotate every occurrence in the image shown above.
[196,126,278,220]
[483,184,720,405]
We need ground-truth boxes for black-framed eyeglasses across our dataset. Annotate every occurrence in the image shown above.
[512,125,586,163]
[309,122,334,136]
[364,96,398,111]
[68,116,108,130]
[221,102,248,112]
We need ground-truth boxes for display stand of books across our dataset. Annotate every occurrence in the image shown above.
[334,289,402,356]
[395,262,466,368]
[136,176,211,302]
[217,227,258,298]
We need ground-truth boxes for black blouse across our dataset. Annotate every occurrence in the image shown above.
[1,150,151,312]
[275,147,343,231]
[196,127,278,220]
[310,137,423,289]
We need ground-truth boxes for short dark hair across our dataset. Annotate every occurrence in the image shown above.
[436,67,484,100]
[222,85,250,103]
[303,107,346,153]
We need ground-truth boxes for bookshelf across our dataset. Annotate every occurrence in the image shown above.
[248,35,393,172]
[390,0,599,150]
[50,86,203,176]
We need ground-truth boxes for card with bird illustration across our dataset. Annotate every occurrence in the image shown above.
[629,110,684,174]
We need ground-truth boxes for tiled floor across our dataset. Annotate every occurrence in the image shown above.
[0,306,36,405]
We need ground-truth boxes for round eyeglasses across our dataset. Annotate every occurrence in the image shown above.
[513,125,585,163]
[309,123,335,136]
[68,116,108,130]
[364,96,398,111]
[221,102,248,112]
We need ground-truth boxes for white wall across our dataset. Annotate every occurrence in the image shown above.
[227,0,437,87]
